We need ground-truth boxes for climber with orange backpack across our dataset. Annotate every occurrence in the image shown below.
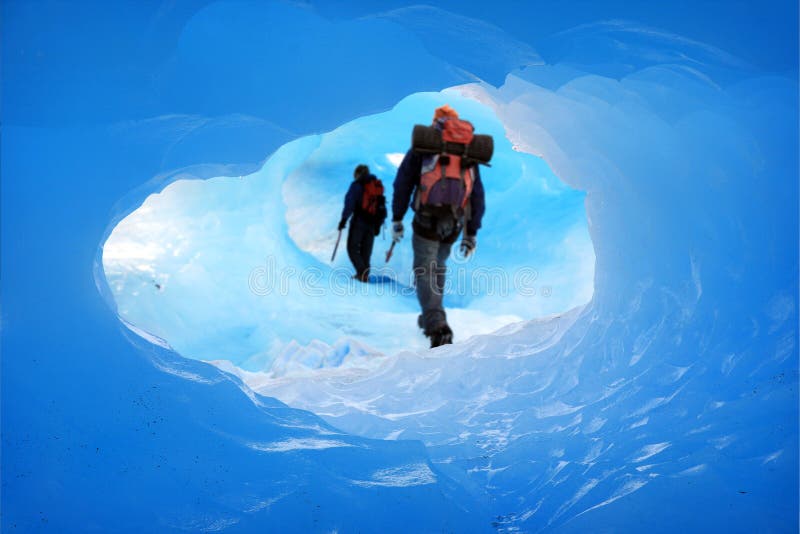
[391,105,492,347]
[338,164,388,281]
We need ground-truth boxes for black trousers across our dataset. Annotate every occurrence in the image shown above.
[347,217,375,278]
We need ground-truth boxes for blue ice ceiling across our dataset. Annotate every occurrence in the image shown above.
[102,90,593,370]
[2,1,797,533]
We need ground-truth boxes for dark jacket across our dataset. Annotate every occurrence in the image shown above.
[392,149,486,243]
[340,173,376,225]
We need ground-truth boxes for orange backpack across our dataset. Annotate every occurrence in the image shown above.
[361,177,388,222]
[416,118,475,210]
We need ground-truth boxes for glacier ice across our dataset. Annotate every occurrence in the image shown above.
[2,1,797,532]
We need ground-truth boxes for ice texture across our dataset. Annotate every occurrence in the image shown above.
[2,1,797,532]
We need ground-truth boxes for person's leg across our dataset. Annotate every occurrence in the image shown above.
[347,222,367,277]
[360,221,375,280]
[432,241,454,345]
[435,241,452,301]
[412,233,447,333]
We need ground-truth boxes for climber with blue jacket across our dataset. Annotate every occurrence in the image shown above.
[391,105,488,348]
[339,164,388,282]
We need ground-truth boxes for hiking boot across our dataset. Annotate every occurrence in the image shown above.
[352,271,370,283]
[428,324,453,348]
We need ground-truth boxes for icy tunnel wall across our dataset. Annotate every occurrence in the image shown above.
[2,1,798,533]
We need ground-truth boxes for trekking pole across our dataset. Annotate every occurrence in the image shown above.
[331,230,342,262]
[385,241,396,263]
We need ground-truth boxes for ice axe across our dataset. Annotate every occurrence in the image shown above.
[331,230,342,262]
[385,241,396,263]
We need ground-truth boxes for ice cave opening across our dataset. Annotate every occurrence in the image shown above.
[101,88,595,377]
[5,1,797,530]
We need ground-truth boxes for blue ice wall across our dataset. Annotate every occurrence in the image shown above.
[2,1,797,532]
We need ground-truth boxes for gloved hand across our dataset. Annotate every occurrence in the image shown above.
[392,221,404,243]
[460,234,477,258]
[338,219,347,231]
